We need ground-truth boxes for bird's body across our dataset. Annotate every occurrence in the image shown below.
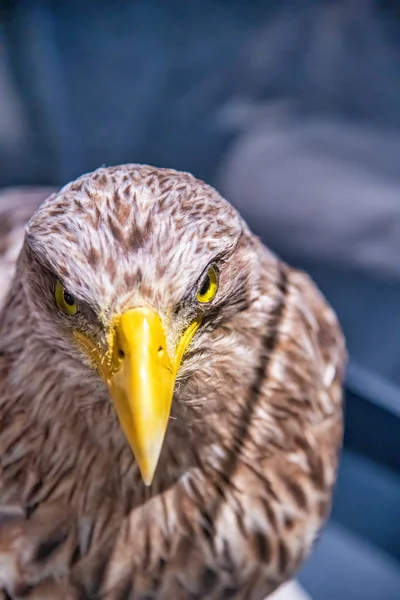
[0,166,345,599]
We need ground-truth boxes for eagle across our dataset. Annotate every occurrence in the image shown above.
[0,165,345,599]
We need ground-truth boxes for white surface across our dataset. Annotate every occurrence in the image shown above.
[269,581,311,600]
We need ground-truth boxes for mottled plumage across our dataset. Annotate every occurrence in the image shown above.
[0,165,346,599]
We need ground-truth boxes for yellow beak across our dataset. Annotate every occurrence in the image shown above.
[105,308,200,485]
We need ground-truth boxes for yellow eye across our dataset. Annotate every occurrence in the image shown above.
[55,280,78,315]
[197,266,218,303]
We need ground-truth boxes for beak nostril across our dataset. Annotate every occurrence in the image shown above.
[157,346,164,356]
[118,349,125,359]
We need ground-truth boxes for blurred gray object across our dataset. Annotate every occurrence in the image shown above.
[217,110,400,282]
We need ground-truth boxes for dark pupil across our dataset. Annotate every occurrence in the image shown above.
[199,274,211,296]
[63,291,75,306]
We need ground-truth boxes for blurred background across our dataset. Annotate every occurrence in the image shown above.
[1,1,400,598]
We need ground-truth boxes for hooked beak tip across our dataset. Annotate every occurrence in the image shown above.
[142,473,155,487]
[136,436,165,486]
